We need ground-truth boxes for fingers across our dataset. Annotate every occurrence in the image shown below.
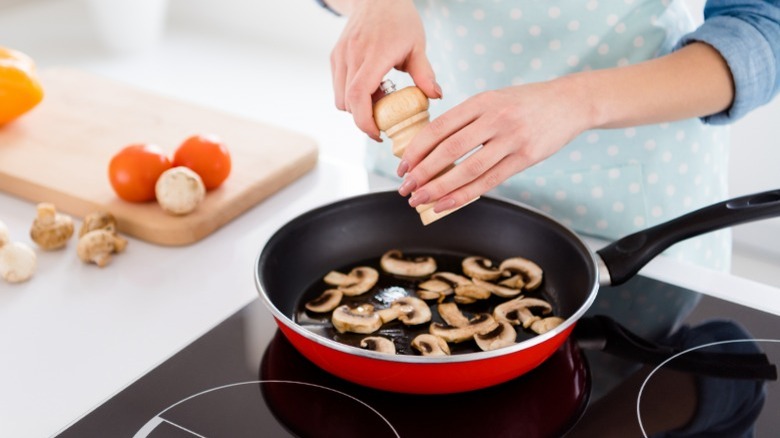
[431,154,524,213]
[404,48,442,100]
[345,62,392,141]
[330,49,347,111]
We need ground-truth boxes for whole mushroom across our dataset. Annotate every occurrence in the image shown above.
[77,229,128,267]
[155,166,206,215]
[0,241,37,283]
[0,220,9,247]
[30,203,74,250]
[79,211,118,237]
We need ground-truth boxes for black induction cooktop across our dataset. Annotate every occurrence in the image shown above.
[55,275,780,438]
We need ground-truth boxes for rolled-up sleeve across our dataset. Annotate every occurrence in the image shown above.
[675,1,780,124]
[314,0,340,16]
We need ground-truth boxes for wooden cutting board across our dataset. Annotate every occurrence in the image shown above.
[0,68,318,246]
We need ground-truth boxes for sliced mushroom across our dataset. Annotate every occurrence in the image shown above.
[499,274,525,290]
[432,272,472,287]
[454,282,491,301]
[472,278,522,298]
[380,249,437,277]
[360,336,396,354]
[499,257,543,291]
[436,302,470,328]
[475,321,517,351]
[462,256,501,281]
[331,304,383,334]
[530,316,565,335]
[429,313,499,343]
[494,297,553,328]
[323,267,379,296]
[416,278,454,301]
[411,334,451,356]
[376,296,431,325]
[304,289,343,313]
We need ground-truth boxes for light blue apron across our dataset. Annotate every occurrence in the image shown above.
[366,0,731,398]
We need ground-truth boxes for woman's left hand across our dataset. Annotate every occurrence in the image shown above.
[397,77,595,212]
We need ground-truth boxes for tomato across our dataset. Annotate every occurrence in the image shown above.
[108,143,172,202]
[172,134,231,190]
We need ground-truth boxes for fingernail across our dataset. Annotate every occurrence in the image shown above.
[396,160,410,177]
[433,81,443,99]
[398,177,417,196]
[434,197,456,213]
[409,190,430,207]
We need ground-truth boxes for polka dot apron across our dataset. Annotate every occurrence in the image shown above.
[365,0,731,398]
[367,0,731,272]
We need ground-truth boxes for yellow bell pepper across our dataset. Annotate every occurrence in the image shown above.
[0,46,44,126]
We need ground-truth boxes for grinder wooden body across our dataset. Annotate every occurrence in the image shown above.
[373,84,476,225]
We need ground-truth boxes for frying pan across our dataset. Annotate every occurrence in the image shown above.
[254,189,780,394]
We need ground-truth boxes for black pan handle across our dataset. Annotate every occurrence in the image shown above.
[596,189,780,286]
[575,316,778,381]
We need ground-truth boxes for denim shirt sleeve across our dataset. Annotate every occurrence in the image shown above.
[674,0,780,124]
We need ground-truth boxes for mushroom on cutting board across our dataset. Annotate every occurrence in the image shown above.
[0,241,36,283]
[380,249,437,277]
[155,166,206,215]
[29,203,74,250]
[412,334,451,356]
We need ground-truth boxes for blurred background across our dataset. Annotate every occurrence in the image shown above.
[1,0,778,285]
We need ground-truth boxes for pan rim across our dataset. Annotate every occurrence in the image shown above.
[254,191,600,364]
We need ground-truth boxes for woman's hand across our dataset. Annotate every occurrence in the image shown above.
[330,0,441,141]
[397,77,595,212]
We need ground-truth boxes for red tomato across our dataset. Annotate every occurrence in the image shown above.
[108,143,172,202]
[172,134,231,190]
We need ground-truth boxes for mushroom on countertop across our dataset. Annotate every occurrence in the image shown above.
[429,313,499,343]
[0,241,37,283]
[412,334,451,356]
[380,249,437,277]
[376,296,432,325]
[30,203,74,250]
[499,257,543,291]
[79,211,118,237]
[323,267,379,296]
[475,321,517,351]
[77,229,128,267]
[360,336,396,354]
[155,166,206,215]
[462,256,502,281]
[331,304,383,334]
[305,289,344,313]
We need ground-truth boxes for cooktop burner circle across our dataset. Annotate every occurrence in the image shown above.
[133,380,400,438]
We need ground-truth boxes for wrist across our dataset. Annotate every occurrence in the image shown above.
[555,72,607,132]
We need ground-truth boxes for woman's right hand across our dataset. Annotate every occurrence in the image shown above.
[329,0,441,141]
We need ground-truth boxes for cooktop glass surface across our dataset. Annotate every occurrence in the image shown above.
[55,275,780,438]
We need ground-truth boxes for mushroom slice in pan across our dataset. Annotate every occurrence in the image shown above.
[530,316,565,335]
[323,267,379,296]
[498,274,525,290]
[429,313,499,343]
[412,334,451,356]
[471,278,522,298]
[494,297,553,328]
[304,289,343,313]
[437,302,470,328]
[499,257,543,291]
[462,256,502,281]
[376,296,432,325]
[416,278,454,301]
[432,272,472,287]
[380,250,437,277]
[454,282,491,301]
[332,304,383,334]
[360,336,396,354]
[475,321,517,351]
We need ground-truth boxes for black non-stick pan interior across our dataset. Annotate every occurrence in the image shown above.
[257,191,598,320]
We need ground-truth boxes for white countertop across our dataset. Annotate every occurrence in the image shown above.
[1,2,779,437]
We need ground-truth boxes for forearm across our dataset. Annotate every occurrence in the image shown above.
[568,42,735,130]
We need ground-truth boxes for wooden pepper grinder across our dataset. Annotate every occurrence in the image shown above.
[373,79,477,225]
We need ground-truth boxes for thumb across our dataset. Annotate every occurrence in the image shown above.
[404,49,442,99]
